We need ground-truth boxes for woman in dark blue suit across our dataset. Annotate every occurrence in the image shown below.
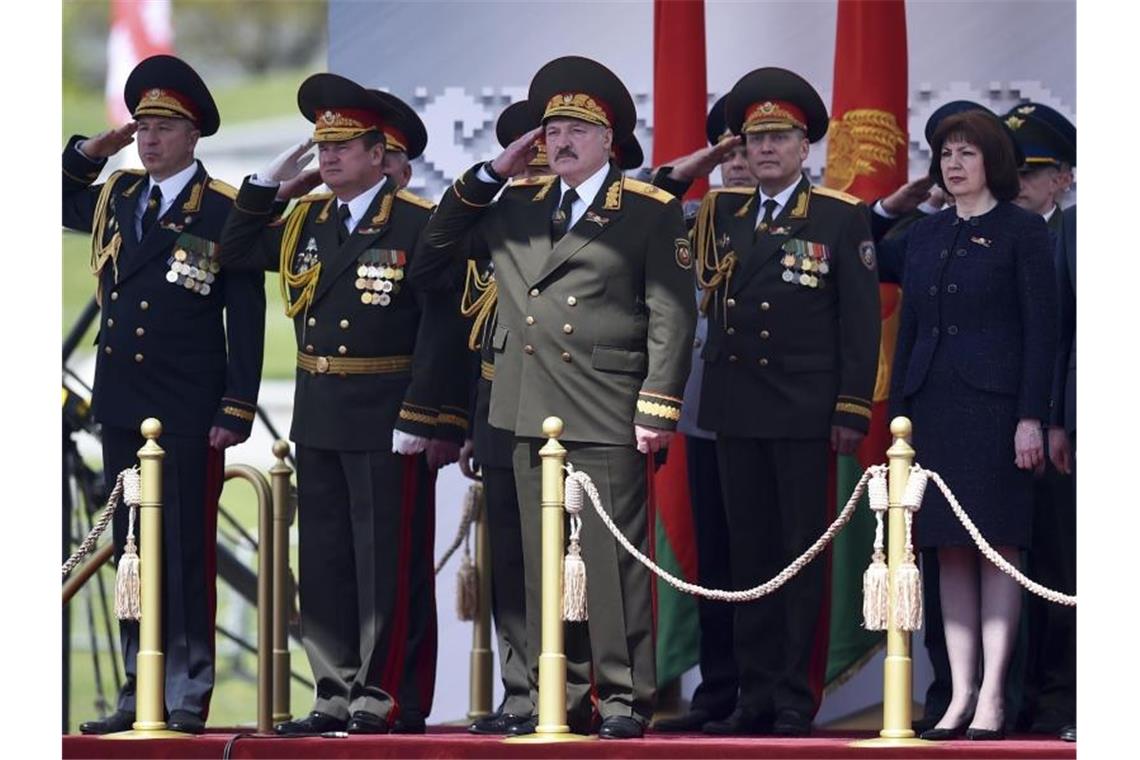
[889,110,1056,741]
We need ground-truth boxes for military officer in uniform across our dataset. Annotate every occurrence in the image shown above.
[415,57,695,739]
[692,67,881,737]
[219,73,466,735]
[63,55,265,735]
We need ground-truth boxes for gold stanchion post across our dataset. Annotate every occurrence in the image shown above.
[852,416,929,748]
[105,418,187,739]
[269,440,294,724]
[467,484,493,719]
[506,417,592,743]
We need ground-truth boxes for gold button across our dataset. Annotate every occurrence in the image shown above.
[529,288,540,298]
[524,344,535,355]
[135,327,145,337]
[726,327,735,335]
[567,296,577,306]
[760,330,770,339]
[561,351,572,362]
[562,323,573,334]
[305,344,314,352]
[139,300,149,310]
[526,315,535,325]
[728,354,738,363]
[104,346,112,355]
[110,292,119,301]
[106,318,114,328]
[338,345,347,355]
[726,298,736,308]
[315,356,330,373]
[339,319,349,329]
[307,317,316,327]
[759,357,769,367]
[760,301,770,311]
[134,353,144,363]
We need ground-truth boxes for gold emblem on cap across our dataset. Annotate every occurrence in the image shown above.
[1017,105,1036,115]
[147,88,163,101]
[1005,115,1024,130]
[322,110,337,124]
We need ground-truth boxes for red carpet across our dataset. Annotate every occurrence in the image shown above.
[63,727,1077,759]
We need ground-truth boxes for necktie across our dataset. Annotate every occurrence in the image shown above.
[337,203,352,244]
[140,185,162,239]
[756,198,778,233]
[551,188,579,244]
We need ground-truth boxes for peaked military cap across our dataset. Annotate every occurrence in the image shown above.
[725,67,829,143]
[369,89,428,160]
[1002,102,1076,168]
[496,100,548,167]
[925,99,1026,167]
[124,54,220,137]
[297,73,398,143]
[613,132,644,171]
[527,56,637,137]
[706,93,732,146]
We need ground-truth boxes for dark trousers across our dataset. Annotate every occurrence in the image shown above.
[513,439,656,724]
[685,436,738,716]
[102,424,222,718]
[716,436,829,718]
[483,463,532,716]
[295,445,431,722]
[395,467,438,721]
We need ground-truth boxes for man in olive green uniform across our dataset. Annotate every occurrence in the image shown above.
[693,67,880,737]
[220,74,466,735]
[415,57,695,739]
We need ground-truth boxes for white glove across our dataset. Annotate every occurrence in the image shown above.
[392,429,429,455]
[255,138,315,185]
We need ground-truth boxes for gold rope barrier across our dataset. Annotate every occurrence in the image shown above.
[467,484,493,719]
[269,440,295,723]
[852,416,929,748]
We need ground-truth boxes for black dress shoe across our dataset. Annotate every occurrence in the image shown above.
[347,711,390,734]
[469,712,533,735]
[965,725,1006,740]
[598,715,644,740]
[167,710,205,735]
[79,710,135,735]
[654,708,717,732]
[1059,723,1076,742]
[1029,710,1069,735]
[703,707,773,736]
[505,715,537,736]
[920,724,968,740]
[274,711,346,736]
[912,713,941,733]
[772,709,812,737]
[392,714,425,734]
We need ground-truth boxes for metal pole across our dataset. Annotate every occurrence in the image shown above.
[269,440,295,723]
[467,484,493,719]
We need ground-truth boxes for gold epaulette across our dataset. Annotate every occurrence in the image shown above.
[507,174,557,188]
[297,191,334,204]
[622,177,674,204]
[812,186,861,205]
[207,178,237,199]
[396,188,435,210]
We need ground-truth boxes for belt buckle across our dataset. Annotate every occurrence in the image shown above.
[315,356,331,374]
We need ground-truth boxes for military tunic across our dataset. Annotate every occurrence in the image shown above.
[62,137,266,719]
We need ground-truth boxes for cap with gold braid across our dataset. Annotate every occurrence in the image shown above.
[706,93,732,146]
[370,89,428,160]
[725,67,829,143]
[124,54,219,137]
[496,100,549,167]
[297,73,399,144]
[1001,102,1076,168]
[527,56,636,138]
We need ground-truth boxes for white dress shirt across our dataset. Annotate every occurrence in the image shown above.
[136,161,198,238]
[335,176,388,234]
[755,177,802,228]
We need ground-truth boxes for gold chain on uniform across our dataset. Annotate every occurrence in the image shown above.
[89,172,132,303]
[279,202,322,317]
[692,192,738,326]
[460,259,498,351]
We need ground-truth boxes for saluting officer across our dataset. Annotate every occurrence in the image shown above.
[692,67,881,737]
[63,54,266,735]
[219,73,466,736]
[416,56,695,739]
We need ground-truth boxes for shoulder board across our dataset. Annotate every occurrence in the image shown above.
[622,177,674,204]
[811,186,861,205]
[113,168,145,179]
[708,186,753,195]
[507,174,557,188]
[206,178,237,200]
[297,191,334,204]
[395,188,435,210]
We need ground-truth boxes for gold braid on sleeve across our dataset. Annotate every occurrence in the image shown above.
[692,192,737,326]
[90,173,127,302]
[278,203,321,318]
[459,260,498,351]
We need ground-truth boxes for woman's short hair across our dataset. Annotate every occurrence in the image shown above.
[929,110,1020,202]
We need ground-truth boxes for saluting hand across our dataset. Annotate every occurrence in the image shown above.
[665,135,745,182]
[1014,419,1046,474]
[489,126,544,180]
[260,138,315,184]
[276,168,323,200]
[78,122,139,160]
[881,175,937,217]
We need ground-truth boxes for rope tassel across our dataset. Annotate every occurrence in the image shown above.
[562,471,588,621]
[893,466,925,631]
[862,467,889,630]
[115,469,142,621]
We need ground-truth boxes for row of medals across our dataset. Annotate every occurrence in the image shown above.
[781,252,829,288]
[166,248,220,295]
[356,263,404,306]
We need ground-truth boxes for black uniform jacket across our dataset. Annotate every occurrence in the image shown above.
[62,136,265,438]
[415,163,696,446]
[219,177,468,450]
[693,176,881,438]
